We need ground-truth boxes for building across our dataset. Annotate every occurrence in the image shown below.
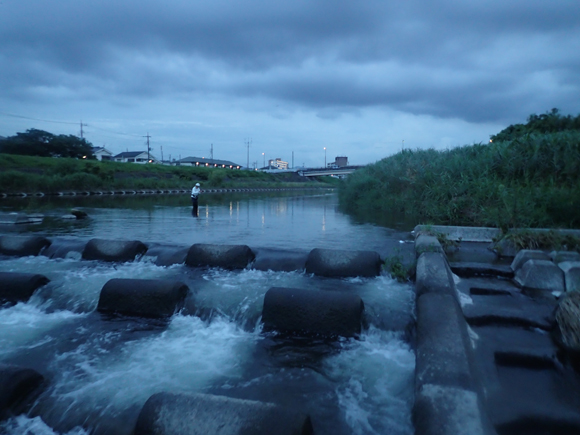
[113,151,158,164]
[268,158,289,170]
[327,156,349,168]
[177,156,241,169]
[91,146,114,161]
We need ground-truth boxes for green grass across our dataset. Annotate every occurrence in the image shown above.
[0,154,336,193]
[339,131,580,229]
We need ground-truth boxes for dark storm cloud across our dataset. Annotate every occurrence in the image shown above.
[1,0,579,124]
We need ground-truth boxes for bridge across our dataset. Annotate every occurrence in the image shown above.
[298,165,363,177]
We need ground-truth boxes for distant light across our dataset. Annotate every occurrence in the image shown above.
[82,156,87,159]
[489,140,493,143]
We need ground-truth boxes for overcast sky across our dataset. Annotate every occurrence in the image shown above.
[1,0,579,167]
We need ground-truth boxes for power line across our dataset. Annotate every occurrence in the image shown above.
[0,111,77,125]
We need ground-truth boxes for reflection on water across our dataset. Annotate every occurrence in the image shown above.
[0,191,414,254]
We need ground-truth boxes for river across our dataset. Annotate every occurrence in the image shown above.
[0,190,416,435]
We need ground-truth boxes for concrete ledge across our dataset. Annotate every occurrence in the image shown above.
[414,225,501,243]
[82,238,148,262]
[415,235,445,258]
[0,364,45,421]
[185,244,255,270]
[252,248,308,272]
[559,261,580,293]
[262,287,364,337]
[416,252,456,299]
[0,235,51,257]
[416,293,475,391]
[97,279,190,318]
[134,392,313,435]
[305,248,382,277]
[0,272,50,304]
[414,384,496,435]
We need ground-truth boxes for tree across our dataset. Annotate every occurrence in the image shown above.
[491,109,580,142]
[0,129,95,159]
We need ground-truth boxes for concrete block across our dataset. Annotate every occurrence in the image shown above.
[550,251,580,264]
[558,261,580,293]
[97,279,190,318]
[0,364,45,421]
[82,238,148,262]
[416,252,456,299]
[185,244,255,270]
[514,260,565,293]
[262,287,364,337]
[510,249,550,272]
[305,248,381,278]
[0,235,51,257]
[414,384,496,435]
[0,272,49,304]
[134,392,313,435]
[415,293,474,391]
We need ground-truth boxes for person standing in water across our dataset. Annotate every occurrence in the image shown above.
[191,182,201,216]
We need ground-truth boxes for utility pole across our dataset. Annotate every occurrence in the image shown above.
[210,144,213,160]
[143,133,152,162]
[161,146,164,162]
[292,151,294,169]
[402,139,404,152]
[79,121,87,139]
[245,138,252,169]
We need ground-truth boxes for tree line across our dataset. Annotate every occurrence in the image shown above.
[491,108,580,142]
[0,129,95,159]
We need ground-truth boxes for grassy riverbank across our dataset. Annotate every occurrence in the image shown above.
[0,154,338,193]
[339,131,580,229]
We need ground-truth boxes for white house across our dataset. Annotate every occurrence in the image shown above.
[113,151,159,164]
[91,146,114,161]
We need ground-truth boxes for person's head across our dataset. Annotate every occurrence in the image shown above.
[195,183,200,187]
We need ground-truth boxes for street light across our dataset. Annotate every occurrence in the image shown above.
[262,152,265,168]
[324,147,326,168]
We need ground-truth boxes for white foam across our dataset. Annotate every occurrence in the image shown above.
[46,315,257,421]
[325,327,415,435]
[0,415,87,435]
[0,302,85,359]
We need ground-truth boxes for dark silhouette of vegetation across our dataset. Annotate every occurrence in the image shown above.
[0,154,337,194]
[491,108,580,142]
[0,129,95,159]
[340,110,580,229]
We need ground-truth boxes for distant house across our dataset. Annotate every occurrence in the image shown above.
[268,158,288,170]
[177,156,241,169]
[113,151,158,164]
[327,156,349,168]
[92,146,114,161]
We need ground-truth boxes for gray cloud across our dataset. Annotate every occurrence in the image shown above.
[1,0,579,164]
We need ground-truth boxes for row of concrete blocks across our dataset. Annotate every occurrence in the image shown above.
[0,274,366,337]
[413,234,496,435]
[0,275,363,434]
[511,249,580,294]
[0,187,322,198]
[0,363,313,435]
[0,235,383,277]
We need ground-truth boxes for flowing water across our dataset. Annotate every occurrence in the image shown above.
[0,191,416,435]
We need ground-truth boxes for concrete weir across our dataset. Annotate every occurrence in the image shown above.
[0,272,50,304]
[82,238,148,262]
[134,392,313,435]
[0,235,51,257]
[0,364,45,422]
[262,286,365,337]
[97,278,190,318]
